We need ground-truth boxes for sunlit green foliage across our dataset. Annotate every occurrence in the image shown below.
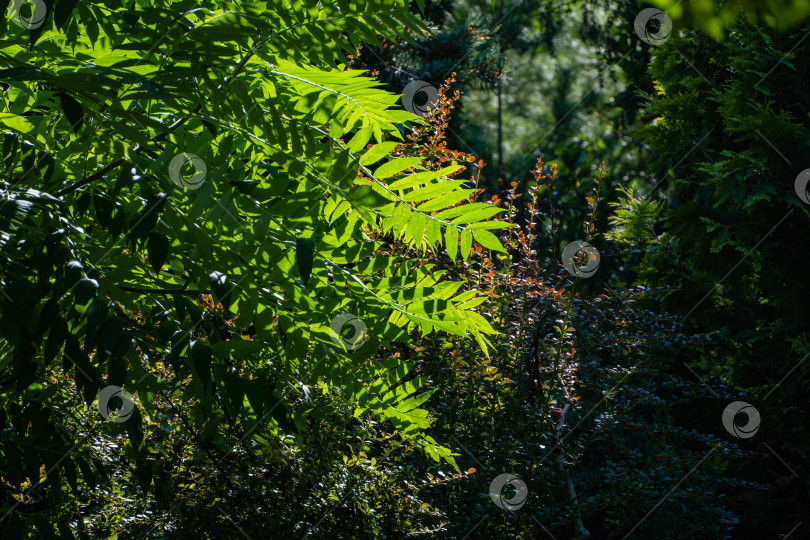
[652,0,810,38]
[2,0,808,537]
[0,0,516,535]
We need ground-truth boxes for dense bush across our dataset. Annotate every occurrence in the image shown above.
[623,18,810,537]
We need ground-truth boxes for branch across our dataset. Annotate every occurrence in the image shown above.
[117,285,208,296]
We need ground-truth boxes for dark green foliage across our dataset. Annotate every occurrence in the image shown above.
[623,19,810,539]
[0,1,509,536]
[1,0,808,538]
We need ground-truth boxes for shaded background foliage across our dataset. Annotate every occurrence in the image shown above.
[2,0,810,538]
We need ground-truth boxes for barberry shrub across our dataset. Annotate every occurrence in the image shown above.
[390,83,737,539]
